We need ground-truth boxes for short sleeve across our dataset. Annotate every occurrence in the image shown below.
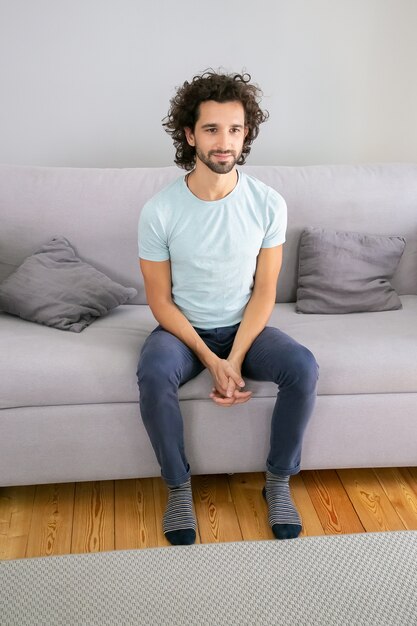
[261,188,288,248]
[138,200,170,261]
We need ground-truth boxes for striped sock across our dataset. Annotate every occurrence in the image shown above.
[163,478,196,545]
[263,471,302,540]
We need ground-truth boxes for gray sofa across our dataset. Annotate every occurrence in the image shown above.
[1,163,416,487]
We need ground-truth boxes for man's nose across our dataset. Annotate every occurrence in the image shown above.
[215,130,231,151]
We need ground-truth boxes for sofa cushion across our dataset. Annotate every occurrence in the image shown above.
[296,228,405,314]
[1,296,416,410]
[0,237,137,331]
[269,295,417,396]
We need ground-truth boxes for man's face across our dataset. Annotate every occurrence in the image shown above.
[184,100,248,174]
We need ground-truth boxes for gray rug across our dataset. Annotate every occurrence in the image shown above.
[1,532,417,625]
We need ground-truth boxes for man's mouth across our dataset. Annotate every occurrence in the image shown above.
[212,153,233,160]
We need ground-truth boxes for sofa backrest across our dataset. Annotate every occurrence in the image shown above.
[0,163,416,303]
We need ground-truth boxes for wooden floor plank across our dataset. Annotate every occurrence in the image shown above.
[292,473,326,537]
[0,486,36,560]
[337,469,406,532]
[114,478,158,550]
[228,472,273,541]
[26,483,74,558]
[403,467,417,494]
[71,481,115,554]
[373,468,417,530]
[303,470,365,535]
[193,475,242,544]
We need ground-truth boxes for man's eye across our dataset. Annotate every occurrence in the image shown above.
[231,128,241,133]
[206,128,217,133]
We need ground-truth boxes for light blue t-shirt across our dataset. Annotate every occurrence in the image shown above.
[138,170,287,329]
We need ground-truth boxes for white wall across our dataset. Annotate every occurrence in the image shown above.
[0,0,416,167]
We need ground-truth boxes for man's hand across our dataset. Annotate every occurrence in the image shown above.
[207,357,253,407]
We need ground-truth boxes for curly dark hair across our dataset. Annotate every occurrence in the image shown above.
[162,70,269,170]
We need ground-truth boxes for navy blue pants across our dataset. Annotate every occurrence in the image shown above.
[137,324,319,487]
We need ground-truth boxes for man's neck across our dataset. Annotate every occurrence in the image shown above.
[186,165,238,201]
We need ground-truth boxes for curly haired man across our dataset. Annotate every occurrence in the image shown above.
[137,70,318,545]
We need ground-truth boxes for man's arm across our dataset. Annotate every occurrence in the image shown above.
[139,259,251,399]
[210,245,283,406]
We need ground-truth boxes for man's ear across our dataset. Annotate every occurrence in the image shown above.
[184,127,195,146]
[244,126,249,139]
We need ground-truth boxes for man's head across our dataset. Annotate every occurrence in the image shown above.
[163,70,269,171]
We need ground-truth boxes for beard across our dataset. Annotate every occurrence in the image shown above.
[195,146,240,174]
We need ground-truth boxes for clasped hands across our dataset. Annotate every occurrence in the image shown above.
[208,357,253,407]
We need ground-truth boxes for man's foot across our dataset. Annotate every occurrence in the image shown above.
[163,478,196,545]
[263,471,302,540]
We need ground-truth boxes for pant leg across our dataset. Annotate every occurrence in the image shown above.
[242,326,319,476]
[137,326,204,486]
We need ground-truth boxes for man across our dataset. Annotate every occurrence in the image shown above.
[137,70,318,545]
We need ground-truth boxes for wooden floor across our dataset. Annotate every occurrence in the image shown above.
[1,468,417,560]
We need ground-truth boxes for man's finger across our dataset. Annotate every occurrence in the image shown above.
[210,389,253,406]
[225,364,245,388]
[233,391,252,402]
[219,374,229,392]
[211,395,251,406]
[226,378,236,398]
[233,395,252,404]
[210,389,252,400]
[211,396,235,406]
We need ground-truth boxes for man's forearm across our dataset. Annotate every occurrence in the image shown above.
[228,288,276,366]
[149,300,217,368]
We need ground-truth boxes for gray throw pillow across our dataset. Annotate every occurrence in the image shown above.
[0,236,137,331]
[296,228,406,314]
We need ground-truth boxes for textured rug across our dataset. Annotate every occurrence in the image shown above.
[1,532,417,625]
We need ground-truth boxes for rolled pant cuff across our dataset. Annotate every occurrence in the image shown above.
[162,467,191,488]
[266,462,300,477]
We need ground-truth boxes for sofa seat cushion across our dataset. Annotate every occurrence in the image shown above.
[1,305,156,411]
[1,296,416,410]
[272,294,417,396]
